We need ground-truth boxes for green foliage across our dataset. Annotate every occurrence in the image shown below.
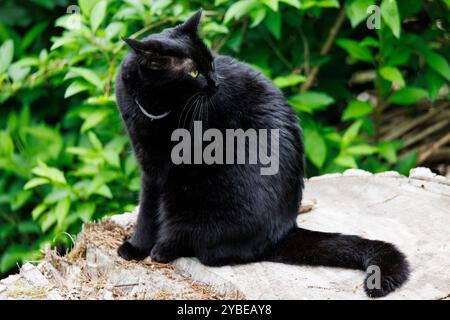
[0,0,449,275]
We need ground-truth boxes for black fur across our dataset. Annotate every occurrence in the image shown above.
[115,10,409,298]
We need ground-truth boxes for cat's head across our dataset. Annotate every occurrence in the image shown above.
[123,9,218,95]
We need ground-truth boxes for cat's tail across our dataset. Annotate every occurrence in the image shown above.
[268,227,409,298]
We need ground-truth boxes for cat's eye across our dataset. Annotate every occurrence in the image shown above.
[189,70,199,78]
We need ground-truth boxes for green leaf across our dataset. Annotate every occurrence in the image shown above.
[8,63,30,83]
[24,178,50,190]
[316,0,340,8]
[264,10,281,39]
[0,39,14,74]
[334,155,358,168]
[203,22,230,34]
[17,221,40,234]
[262,0,279,11]
[105,22,126,40]
[336,39,373,63]
[50,37,77,51]
[274,74,306,88]
[88,131,103,151]
[289,92,335,113]
[425,70,444,102]
[346,0,375,27]
[32,204,48,220]
[249,7,267,27]
[0,131,14,156]
[65,81,90,98]
[360,36,379,47]
[341,120,363,147]
[32,160,67,185]
[0,246,28,273]
[44,189,71,205]
[90,0,107,32]
[379,66,405,87]
[40,211,57,232]
[279,0,301,8]
[21,22,48,51]
[80,110,109,132]
[388,87,428,105]
[10,190,32,211]
[77,203,96,223]
[79,0,95,17]
[346,144,377,155]
[68,67,104,90]
[102,150,120,167]
[395,151,417,176]
[425,51,450,81]
[342,100,374,121]
[377,141,397,163]
[0,225,14,239]
[96,184,113,198]
[224,0,259,23]
[226,31,243,52]
[304,129,327,168]
[55,198,71,226]
[381,0,401,38]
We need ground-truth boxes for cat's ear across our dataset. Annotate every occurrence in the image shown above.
[178,8,203,34]
[123,37,148,53]
[122,37,163,54]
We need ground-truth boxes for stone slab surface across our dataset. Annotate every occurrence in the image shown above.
[175,168,450,299]
[1,168,449,300]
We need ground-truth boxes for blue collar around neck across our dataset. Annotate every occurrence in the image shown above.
[135,99,171,121]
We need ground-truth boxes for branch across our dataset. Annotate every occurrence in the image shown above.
[300,8,347,92]
[418,132,450,165]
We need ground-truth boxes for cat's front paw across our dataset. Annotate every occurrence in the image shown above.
[150,243,178,263]
[117,241,149,261]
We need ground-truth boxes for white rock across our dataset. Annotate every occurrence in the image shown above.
[309,173,342,181]
[409,167,436,179]
[21,263,50,288]
[175,173,450,300]
[110,210,138,227]
[375,171,402,178]
[343,169,373,177]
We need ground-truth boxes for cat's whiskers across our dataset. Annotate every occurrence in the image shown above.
[190,95,204,133]
[185,94,201,132]
[178,92,201,128]
[187,96,199,133]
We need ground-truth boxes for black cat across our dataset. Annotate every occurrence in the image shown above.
[115,9,409,298]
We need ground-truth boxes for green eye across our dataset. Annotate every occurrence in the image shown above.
[189,70,199,78]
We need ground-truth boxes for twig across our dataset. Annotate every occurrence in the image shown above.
[403,119,450,148]
[425,148,450,163]
[418,132,450,164]
[380,108,447,141]
[300,8,347,92]
[263,33,293,69]
[298,28,310,75]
